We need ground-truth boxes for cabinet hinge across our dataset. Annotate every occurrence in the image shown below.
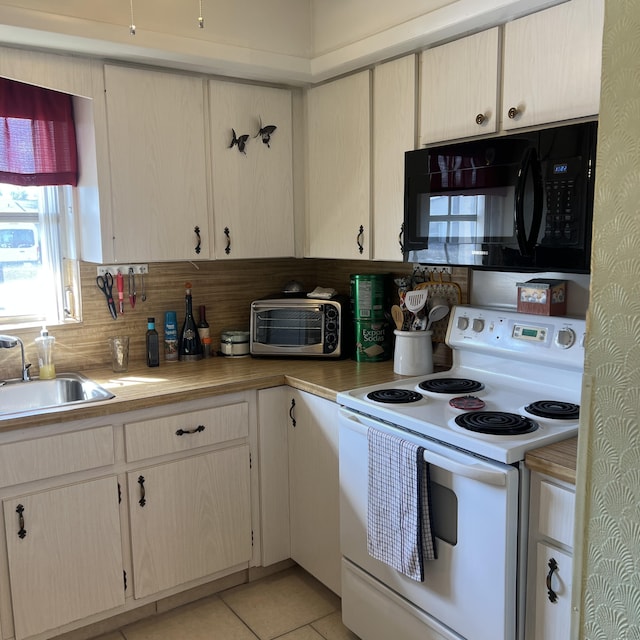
[249,453,252,469]
[123,570,127,592]
[251,530,254,547]
[117,482,122,504]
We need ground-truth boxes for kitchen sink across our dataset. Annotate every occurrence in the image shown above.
[0,373,114,416]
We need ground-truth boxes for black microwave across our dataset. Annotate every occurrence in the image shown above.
[404,121,598,273]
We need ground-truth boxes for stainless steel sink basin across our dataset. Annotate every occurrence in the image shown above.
[0,373,115,416]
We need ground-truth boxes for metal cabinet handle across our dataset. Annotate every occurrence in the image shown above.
[138,475,146,507]
[194,226,201,254]
[398,222,405,254]
[16,504,26,539]
[508,106,520,119]
[357,225,364,254]
[546,558,559,603]
[289,398,296,427]
[176,425,205,436]
[475,113,486,125]
[224,227,231,255]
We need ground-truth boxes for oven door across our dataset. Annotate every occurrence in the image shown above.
[339,409,520,640]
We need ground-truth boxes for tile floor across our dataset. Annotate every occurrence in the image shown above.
[89,567,359,640]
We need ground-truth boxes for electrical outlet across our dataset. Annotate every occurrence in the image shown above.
[96,264,149,277]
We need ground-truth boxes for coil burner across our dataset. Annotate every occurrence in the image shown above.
[455,411,538,435]
[419,378,485,395]
[525,400,579,420]
[366,389,423,404]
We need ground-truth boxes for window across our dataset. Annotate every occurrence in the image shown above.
[0,78,81,330]
[0,183,80,329]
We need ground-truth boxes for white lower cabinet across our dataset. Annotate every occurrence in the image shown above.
[127,446,252,599]
[258,387,341,595]
[526,472,576,640]
[0,392,257,640]
[3,476,125,640]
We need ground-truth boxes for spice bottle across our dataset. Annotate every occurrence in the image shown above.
[197,305,210,344]
[164,311,178,361]
[178,282,202,361]
[146,317,160,367]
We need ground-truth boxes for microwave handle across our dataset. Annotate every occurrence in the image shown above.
[514,146,543,257]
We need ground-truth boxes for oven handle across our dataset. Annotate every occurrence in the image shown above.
[422,449,506,487]
[340,410,508,488]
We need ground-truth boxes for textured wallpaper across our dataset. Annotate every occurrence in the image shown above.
[576,0,640,637]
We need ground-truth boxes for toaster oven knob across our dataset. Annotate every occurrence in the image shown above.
[555,328,576,349]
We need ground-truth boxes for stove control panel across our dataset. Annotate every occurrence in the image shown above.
[446,305,586,369]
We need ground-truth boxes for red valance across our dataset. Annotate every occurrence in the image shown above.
[0,77,78,186]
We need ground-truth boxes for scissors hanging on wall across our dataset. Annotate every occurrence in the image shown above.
[96,273,118,320]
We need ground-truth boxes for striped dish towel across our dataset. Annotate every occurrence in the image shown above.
[367,427,437,581]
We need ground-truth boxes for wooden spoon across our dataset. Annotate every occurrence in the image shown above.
[391,305,405,330]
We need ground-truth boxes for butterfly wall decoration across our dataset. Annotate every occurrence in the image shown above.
[255,117,277,148]
[229,128,250,154]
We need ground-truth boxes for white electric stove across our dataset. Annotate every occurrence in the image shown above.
[337,305,586,640]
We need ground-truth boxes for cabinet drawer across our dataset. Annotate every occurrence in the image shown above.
[125,403,249,461]
[0,426,114,487]
[538,480,575,547]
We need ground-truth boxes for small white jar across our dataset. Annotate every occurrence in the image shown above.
[220,330,250,357]
[393,329,433,376]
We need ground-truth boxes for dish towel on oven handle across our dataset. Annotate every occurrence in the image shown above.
[366,427,437,581]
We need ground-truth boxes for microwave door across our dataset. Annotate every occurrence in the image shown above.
[514,146,544,257]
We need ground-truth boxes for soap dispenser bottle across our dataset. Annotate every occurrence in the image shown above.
[35,326,56,379]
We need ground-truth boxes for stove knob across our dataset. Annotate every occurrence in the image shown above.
[556,328,576,349]
[457,316,469,330]
[472,318,485,333]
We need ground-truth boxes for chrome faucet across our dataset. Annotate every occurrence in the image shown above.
[0,335,31,381]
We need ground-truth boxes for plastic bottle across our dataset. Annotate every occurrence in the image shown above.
[178,282,202,361]
[197,305,210,344]
[35,326,56,379]
[146,317,160,367]
[164,311,178,361]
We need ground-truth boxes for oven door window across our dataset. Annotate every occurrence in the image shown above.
[254,308,323,347]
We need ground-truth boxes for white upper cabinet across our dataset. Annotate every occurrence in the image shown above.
[420,28,500,145]
[306,70,371,259]
[104,65,210,262]
[373,55,416,261]
[209,80,295,259]
[502,0,604,130]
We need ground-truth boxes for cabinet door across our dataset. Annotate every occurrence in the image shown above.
[420,28,499,145]
[288,390,341,594]
[209,81,294,259]
[533,543,573,640]
[502,0,604,130]
[128,446,251,599]
[373,55,416,261]
[307,71,371,259]
[4,477,124,640]
[104,65,210,261]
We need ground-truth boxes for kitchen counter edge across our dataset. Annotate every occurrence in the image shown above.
[524,436,577,484]
[0,357,402,432]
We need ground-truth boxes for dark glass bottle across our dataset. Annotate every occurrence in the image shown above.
[197,305,210,342]
[178,283,202,361]
[146,317,160,367]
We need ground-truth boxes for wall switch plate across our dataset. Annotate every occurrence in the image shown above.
[96,264,149,277]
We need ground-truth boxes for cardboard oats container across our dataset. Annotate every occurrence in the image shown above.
[517,278,567,316]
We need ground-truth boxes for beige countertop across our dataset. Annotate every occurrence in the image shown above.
[0,356,403,432]
[524,436,577,484]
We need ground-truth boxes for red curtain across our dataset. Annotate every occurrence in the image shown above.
[0,77,78,186]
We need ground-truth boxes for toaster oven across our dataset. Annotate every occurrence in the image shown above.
[250,296,349,358]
